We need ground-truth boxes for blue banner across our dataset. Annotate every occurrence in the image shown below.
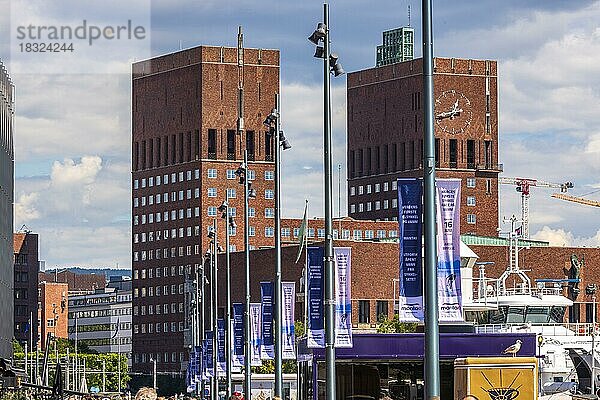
[204,331,214,378]
[436,179,463,322]
[307,247,325,348]
[334,247,352,348]
[260,281,274,359]
[281,282,296,359]
[217,318,226,377]
[232,303,244,368]
[195,345,203,383]
[397,178,424,322]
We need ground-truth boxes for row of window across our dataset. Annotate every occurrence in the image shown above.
[133,170,199,190]
[133,188,200,207]
[134,302,184,315]
[134,321,184,335]
[68,308,132,319]
[78,337,132,347]
[134,265,188,280]
[208,169,273,181]
[133,245,200,261]
[67,322,131,333]
[134,208,200,226]
[134,352,185,364]
[133,284,184,298]
[350,180,397,196]
[350,198,398,213]
[70,295,131,307]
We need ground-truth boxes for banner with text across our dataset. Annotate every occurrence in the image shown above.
[397,178,424,322]
[334,247,353,347]
[307,247,325,348]
[195,345,203,382]
[249,303,263,366]
[201,341,208,381]
[204,331,214,378]
[217,318,226,377]
[260,281,275,359]
[232,303,245,368]
[436,179,463,322]
[281,282,296,359]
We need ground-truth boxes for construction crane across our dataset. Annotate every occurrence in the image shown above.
[498,177,574,239]
[552,192,600,208]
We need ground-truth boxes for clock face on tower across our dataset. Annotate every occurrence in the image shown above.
[434,90,473,135]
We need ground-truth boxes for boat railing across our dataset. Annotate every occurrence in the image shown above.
[475,322,600,337]
[472,277,564,302]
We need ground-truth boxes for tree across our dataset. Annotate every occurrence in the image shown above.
[377,315,418,333]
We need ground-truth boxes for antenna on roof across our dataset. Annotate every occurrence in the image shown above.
[408,4,411,27]
[18,224,31,234]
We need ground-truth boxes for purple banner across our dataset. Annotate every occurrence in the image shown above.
[334,247,352,348]
[281,282,296,359]
[249,303,263,366]
[307,247,325,348]
[436,179,463,322]
[217,318,226,377]
[397,178,424,322]
[204,331,214,378]
[260,281,274,359]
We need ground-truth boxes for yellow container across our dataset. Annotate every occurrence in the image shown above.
[454,357,538,400]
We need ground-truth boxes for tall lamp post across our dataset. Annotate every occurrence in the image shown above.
[263,94,292,397]
[218,199,236,398]
[308,6,345,400]
[235,151,256,399]
[207,222,221,400]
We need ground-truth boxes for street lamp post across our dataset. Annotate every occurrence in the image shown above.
[219,198,234,398]
[422,0,441,399]
[308,5,344,400]
[263,93,292,397]
[210,220,219,400]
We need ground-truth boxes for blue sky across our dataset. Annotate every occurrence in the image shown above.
[2,0,600,268]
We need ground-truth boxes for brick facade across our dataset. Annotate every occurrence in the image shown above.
[13,233,39,345]
[37,282,68,349]
[347,57,500,237]
[38,270,106,294]
[131,44,280,373]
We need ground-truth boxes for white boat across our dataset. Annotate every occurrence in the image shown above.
[461,218,599,396]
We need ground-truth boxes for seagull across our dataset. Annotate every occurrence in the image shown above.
[502,340,522,357]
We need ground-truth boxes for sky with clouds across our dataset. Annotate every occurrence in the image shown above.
[1,0,600,269]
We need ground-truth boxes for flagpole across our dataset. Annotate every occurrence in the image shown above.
[304,200,309,329]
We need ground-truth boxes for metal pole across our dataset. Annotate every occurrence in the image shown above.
[201,259,206,400]
[75,314,78,391]
[225,199,232,398]
[153,358,157,389]
[212,218,219,400]
[422,0,440,399]
[243,149,252,399]
[323,5,336,400]
[274,93,283,398]
[593,295,597,396]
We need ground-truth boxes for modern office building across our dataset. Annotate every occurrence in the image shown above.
[13,232,40,346]
[0,60,14,358]
[68,276,132,365]
[376,27,415,67]
[347,57,501,236]
[131,42,279,374]
[37,281,68,349]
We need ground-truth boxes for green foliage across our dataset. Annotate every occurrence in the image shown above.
[12,339,23,354]
[376,315,418,333]
[54,338,98,354]
[12,350,129,392]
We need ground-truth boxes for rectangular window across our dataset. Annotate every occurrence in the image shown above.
[358,203,364,212]
[265,131,273,161]
[375,183,380,193]
[281,228,290,237]
[449,139,458,168]
[265,171,274,180]
[376,301,388,322]
[467,196,476,206]
[366,185,372,194]
[467,140,475,169]
[486,179,492,194]
[353,230,362,240]
[227,170,236,179]
[207,188,217,197]
[248,226,255,237]
[227,188,236,199]
[207,169,217,178]
[208,129,217,159]
[208,206,217,216]
[359,300,370,324]
[246,130,255,159]
[318,229,325,238]
[265,208,274,218]
[467,178,476,188]
[435,138,440,167]
[350,204,356,213]
[265,190,274,199]
[485,140,492,169]
[248,208,256,218]
[467,214,476,224]
[265,227,274,237]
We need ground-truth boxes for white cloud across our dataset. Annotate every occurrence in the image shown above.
[532,226,600,247]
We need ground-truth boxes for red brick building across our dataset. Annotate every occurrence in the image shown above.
[13,232,39,346]
[37,281,68,349]
[131,43,280,373]
[347,57,501,236]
